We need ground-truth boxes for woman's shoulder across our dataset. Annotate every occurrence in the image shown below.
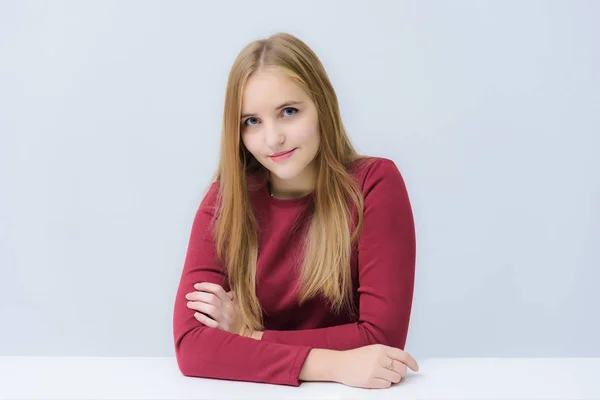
[198,171,266,210]
[347,156,411,213]
[348,156,404,186]
[196,180,220,215]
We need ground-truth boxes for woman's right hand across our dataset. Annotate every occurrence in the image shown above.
[333,344,419,389]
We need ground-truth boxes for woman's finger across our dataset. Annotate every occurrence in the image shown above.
[382,355,407,378]
[194,282,230,304]
[187,301,221,321]
[387,348,419,372]
[193,312,219,328]
[185,291,221,307]
[377,367,402,384]
[392,360,407,378]
[371,378,392,389]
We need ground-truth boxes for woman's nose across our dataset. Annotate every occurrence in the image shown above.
[264,123,285,147]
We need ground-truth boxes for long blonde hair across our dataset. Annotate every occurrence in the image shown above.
[211,32,372,331]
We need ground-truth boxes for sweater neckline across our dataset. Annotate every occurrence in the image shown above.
[260,180,314,208]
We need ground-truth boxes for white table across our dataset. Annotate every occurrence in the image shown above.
[1,357,598,399]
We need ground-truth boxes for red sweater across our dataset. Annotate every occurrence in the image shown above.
[173,157,416,386]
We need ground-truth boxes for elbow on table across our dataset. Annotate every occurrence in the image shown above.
[174,328,210,378]
[175,352,196,378]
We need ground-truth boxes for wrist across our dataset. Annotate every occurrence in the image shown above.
[328,349,345,383]
[299,349,343,382]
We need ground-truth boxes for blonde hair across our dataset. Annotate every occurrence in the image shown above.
[211,32,372,331]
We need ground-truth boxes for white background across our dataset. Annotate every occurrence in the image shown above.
[1,0,598,358]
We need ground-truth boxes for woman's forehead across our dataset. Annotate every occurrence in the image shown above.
[241,70,308,113]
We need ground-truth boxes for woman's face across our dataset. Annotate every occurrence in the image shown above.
[240,67,320,196]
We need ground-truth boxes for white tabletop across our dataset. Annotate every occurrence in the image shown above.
[0,356,598,399]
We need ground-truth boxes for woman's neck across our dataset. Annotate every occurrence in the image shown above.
[267,165,316,199]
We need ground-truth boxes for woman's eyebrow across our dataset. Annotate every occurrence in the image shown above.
[241,100,303,119]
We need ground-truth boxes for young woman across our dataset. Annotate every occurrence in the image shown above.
[173,32,419,389]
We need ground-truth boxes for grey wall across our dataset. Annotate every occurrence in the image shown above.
[1,0,598,358]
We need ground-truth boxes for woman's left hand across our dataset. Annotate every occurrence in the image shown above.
[185,282,246,336]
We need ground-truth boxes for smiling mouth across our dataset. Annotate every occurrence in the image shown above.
[268,148,297,162]
[269,148,296,157]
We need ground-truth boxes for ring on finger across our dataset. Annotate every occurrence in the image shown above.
[384,358,394,371]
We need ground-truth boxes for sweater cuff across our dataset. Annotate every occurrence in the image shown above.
[288,346,312,386]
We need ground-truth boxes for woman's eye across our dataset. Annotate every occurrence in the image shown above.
[282,107,298,117]
[243,108,297,127]
[245,117,259,126]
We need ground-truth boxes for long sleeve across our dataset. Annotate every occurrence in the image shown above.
[173,183,312,386]
[261,159,416,351]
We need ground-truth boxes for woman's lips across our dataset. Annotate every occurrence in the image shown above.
[269,148,297,162]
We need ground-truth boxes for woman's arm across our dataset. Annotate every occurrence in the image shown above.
[258,159,416,350]
[174,186,312,386]
[175,166,419,388]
